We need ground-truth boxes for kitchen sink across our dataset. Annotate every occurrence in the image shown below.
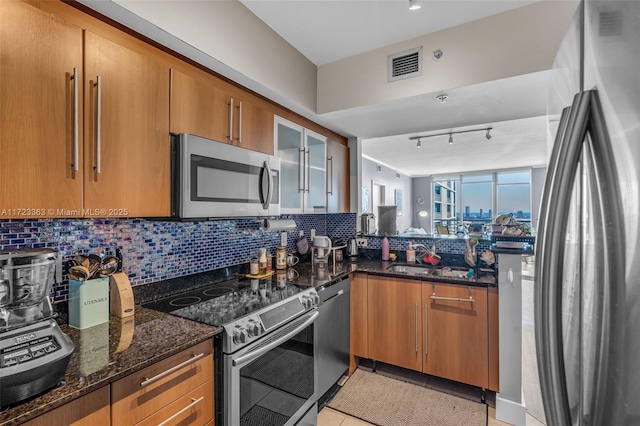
[386,264,472,279]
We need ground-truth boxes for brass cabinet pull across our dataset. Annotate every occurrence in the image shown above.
[140,352,204,387]
[157,396,204,426]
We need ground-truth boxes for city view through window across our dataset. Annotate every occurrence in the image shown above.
[433,170,531,231]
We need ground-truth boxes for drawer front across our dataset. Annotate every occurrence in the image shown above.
[112,339,213,425]
[135,380,213,426]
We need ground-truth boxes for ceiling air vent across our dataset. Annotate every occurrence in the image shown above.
[599,9,623,37]
[388,47,423,82]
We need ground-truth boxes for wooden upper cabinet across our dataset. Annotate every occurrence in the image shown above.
[423,282,489,388]
[84,30,171,217]
[170,68,232,144]
[367,276,422,372]
[170,67,274,154]
[327,139,350,213]
[232,90,274,154]
[0,0,84,218]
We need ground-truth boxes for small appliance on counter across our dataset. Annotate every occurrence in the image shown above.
[360,213,376,235]
[0,249,74,408]
[311,236,332,268]
[346,239,359,259]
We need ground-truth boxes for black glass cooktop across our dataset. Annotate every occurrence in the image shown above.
[143,277,308,327]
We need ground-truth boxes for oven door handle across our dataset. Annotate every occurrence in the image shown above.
[232,310,319,368]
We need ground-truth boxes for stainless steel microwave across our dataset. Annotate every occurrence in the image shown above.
[171,134,280,219]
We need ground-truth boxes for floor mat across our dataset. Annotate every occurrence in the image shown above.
[328,368,487,426]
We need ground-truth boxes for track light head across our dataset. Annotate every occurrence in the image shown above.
[448,134,453,145]
[486,129,492,140]
[409,0,421,10]
[416,138,422,148]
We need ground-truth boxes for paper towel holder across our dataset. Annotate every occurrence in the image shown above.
[262,219,297,232]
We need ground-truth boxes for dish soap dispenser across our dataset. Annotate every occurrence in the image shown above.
[382,237,390,261]
[406,241,416,263]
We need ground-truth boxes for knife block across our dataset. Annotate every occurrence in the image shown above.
[109,273,135,318]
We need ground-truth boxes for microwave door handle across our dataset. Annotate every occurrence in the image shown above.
[260,161,272,210]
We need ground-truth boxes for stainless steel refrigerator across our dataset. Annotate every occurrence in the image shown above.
[536,0,640,425]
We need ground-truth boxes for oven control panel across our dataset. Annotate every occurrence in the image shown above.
[223,288,318,353]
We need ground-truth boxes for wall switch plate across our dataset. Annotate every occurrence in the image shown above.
[299,230,304,238]
[310,229,316,239]
[356,237,368,248]
[281,232,287,247]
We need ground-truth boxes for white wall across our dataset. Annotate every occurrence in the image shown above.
[317,0,580,114]
[361,157,413,234]
[81,0,318,114]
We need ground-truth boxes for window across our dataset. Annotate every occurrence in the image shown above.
[462,174,492,223]
[432,170,532,229]
[497,171,531,222]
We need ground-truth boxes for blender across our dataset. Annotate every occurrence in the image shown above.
[0,248,74,407]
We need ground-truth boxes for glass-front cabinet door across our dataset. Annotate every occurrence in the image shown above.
[305,130,327,213]
[275,116,327,214]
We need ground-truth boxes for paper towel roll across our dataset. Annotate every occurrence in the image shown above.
[263,219,297,231]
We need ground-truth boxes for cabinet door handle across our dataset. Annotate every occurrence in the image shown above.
[94,76,102,175]
[305,148,310,193]
[140,352,204,387]
[327,156,333,195]
[71,68,79,172]
[424,304,428,355]
[227,97,234,143]
[298,148,305,192]
[415,303,418,353]
[430,284,474,303]
[157,396,204,426]
[236,100,242,145]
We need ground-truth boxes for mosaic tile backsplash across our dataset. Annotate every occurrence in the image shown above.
[0,213,357,302]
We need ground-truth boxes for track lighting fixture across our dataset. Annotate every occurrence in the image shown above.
[409,127,493,146]
[409,0,421,10]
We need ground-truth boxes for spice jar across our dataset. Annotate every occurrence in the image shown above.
[276,247,286,270]
[250,258,259,275]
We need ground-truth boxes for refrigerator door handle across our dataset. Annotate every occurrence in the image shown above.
[535,91,591,426]
[585,90,626,425]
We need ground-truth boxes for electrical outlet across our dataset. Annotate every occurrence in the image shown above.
[356,237,368,248]
[281,232,287,247]
[310,229,316,239]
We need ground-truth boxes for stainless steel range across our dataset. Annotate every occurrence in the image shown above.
[144,276,319,426]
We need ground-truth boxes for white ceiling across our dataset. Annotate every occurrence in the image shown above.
[240,0,555,176]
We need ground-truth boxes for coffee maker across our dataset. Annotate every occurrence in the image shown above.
[0,249,74,407]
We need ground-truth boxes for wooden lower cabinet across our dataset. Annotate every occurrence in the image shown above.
[111,339,214,425]
[22,386,110,426]
[367,276,422,372]
[423,282,489,388]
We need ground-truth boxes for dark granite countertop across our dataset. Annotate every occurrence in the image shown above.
[2,255,497,424]
[284,258,496,289]
[0,308,220,426]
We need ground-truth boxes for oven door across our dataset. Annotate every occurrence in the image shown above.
[173,133,280,218]
[224,310,318,426]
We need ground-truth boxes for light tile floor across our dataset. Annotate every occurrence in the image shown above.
[319,259,546,426]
